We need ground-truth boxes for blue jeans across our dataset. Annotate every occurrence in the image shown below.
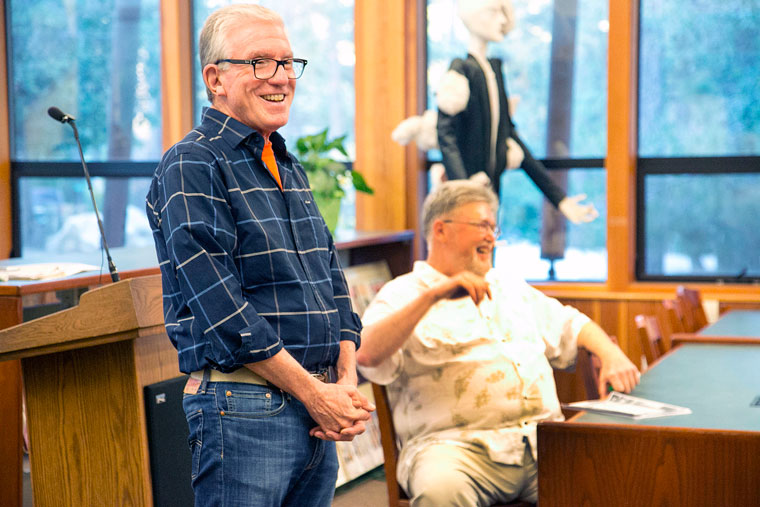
[182,376,338,507]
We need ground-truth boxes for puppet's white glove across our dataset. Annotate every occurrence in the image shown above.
[468,171,491,187]
[558,194,599,224]
[391,110,439,150]
[429,163,447,191]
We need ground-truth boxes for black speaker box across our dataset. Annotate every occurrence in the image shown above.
[144,375,195,507]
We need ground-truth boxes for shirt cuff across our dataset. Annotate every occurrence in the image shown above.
[227,319,283,371]
[340,328,361,348]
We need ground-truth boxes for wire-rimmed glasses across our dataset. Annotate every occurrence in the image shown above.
[442,219,501,237]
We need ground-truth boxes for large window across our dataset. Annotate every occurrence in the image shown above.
[427,0,609,281]
[637,0,760,281]
[192,0,358,231]
[7,0,161,258]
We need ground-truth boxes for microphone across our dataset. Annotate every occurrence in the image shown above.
[47,106,120,282]
[47,106,76,124]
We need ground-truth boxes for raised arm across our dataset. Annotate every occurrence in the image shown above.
[357,271,491,368]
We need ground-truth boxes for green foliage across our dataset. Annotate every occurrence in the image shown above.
[294,128,374,200]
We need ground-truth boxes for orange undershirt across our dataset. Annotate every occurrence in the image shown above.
[261,141,283,190]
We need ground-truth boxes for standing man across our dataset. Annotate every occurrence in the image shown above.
[357,180,639,505]
[146,5,373,506]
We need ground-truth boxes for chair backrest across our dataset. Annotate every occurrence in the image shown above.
[577,335,618,400]
[676,286,709,332]
[635,314,667,368]
[662,298,686,349]
[370,382,535,507]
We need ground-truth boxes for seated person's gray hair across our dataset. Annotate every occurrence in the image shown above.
[422,180,499,240]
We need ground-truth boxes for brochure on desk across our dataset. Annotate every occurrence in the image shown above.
[0,263,100,282]
[562,392,692,420]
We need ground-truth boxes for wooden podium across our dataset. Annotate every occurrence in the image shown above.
[0,275,180,507]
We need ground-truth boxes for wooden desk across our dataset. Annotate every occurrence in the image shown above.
[0,230,414,507]
[672,309,760,346]
[538,343,760,506]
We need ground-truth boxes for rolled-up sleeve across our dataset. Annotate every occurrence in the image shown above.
[328,238,362,347]
[521,282,589,370]
[356,285,405,385]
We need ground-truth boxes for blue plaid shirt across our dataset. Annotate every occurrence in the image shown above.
[146,108,361,374]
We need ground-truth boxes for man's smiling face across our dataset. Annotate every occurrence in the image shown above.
[211,18,296,139]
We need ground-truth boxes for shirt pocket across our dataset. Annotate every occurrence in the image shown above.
[411,304,494,366]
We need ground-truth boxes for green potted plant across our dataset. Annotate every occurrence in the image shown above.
[295,128,374,233]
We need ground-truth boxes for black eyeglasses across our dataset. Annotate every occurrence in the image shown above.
[442,220,501,237]
[214,58,307,80]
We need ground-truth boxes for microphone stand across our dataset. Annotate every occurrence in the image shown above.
[69,120,120,282]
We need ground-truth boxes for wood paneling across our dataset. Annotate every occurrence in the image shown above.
[354,0,424,234]
[539,423,760,506]
[160,0,194,150]
[606,0,638,291]
[0,0,11,260]
[719,301,760,314]
[0,295,23,507]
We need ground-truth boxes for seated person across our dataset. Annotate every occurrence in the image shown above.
[356,180,640,506]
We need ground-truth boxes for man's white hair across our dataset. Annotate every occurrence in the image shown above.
[199,4,285,101]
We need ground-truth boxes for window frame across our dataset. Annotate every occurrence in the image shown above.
[4,0,162,258]
[635,155,760,283]
[634,0,760,283]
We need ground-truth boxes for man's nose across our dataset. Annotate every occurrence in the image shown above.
[268,64,290,83]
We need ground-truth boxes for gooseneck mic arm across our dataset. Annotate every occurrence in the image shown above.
[47,107,120,282]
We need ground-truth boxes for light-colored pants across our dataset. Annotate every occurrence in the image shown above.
[407,440,537,507]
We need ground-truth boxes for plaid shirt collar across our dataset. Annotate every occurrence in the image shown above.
[200,106,288,155]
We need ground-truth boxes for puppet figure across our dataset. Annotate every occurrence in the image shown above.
[395,0,598,224]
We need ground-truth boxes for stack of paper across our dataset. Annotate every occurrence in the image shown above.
[0,263,100,282]
[562,392,692,419]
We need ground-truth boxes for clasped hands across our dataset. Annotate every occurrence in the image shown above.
[307,380,375,442]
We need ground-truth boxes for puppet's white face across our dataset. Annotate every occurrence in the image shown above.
[459,0,515,42]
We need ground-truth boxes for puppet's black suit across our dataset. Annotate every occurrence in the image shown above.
[437,54,565,206]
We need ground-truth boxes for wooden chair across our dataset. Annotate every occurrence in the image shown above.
[676,286,709,332]
[635,314,668,368]
[576,335,618,400]
[371,383,534,507]
[662,298,686,349]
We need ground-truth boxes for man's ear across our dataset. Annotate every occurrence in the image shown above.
[431,219,448,242]
[203,64,226,99]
